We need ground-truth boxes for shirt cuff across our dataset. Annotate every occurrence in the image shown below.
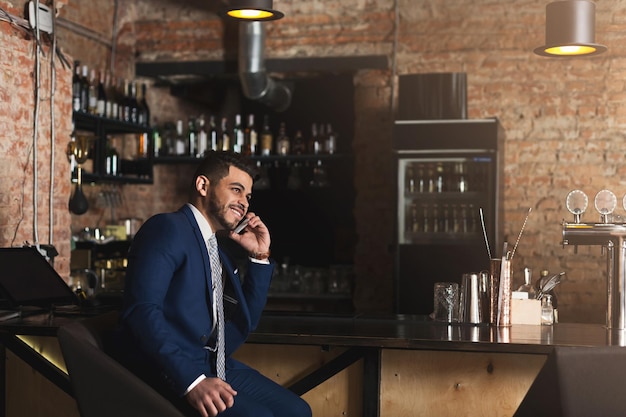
[249,257,270,264]
[184,374,206,395]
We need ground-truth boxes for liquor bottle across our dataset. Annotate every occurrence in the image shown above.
[104,71,114,119]
[209,115,218,151]
[187,117,198,157]
[105,143,119,176]
[129,81,139,124]
[325,123,337,154]
[220,117,231,151]
[95,70,106,117]
[275,122,290,156]
[197,115,208,158]
[175,119,186,155]
[291,130,306,155]
[139,83,150,126]
[317,124,326,154]
[72,61,81,112]
[121,79,131,122]
[116,78,126,121]
[260,115,273,156]
[309,123,321,155]
[244,114,257,156]
[233,114,244,153]
[80,64,90,113]
[87,68,97,115]
[152,127,162,157]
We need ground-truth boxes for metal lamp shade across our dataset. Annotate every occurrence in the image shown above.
[226,0,284,21]
[534,0,606,57]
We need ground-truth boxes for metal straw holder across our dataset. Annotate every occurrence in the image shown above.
[562,222,626,330]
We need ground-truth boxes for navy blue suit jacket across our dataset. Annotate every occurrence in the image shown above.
[115,204,274,396]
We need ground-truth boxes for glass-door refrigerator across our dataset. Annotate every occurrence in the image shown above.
[393,119,504,315]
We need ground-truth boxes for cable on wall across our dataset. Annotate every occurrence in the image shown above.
[32,0,42,249]
[48,0,57,246]
[390,0,399,116]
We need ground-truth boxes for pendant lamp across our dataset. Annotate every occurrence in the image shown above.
[534,0,606,57]
[226,0,284,21]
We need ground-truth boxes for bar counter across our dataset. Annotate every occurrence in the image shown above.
[249,312,617,352]
[0,311,623,417]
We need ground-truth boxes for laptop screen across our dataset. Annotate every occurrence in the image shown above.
[0,246,78,308]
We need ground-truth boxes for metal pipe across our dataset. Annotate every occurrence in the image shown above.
[238,21,292,112]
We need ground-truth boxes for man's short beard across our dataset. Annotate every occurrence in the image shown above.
[208,189,236,230]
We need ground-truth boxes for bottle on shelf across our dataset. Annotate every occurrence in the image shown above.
[129,81,139,124]
[115,78,126,121]
[292,129,306,155]
[80,64,90,113]
[209,115,218,151]
[275,122,290,156]
[187,117,198,157]
[139,83,150,126]
[309,123,322,155]
[104,71,114,119]
[197,115,208,158]
[152,127,162,158]
[317,124,327,154]
[260,115,273,156]
[105,143,119,176]
[233,114,244,153]
[72,61,82,112]
[88,68,97,115]
[244,114,257,156]
[95,69,107,117]
[174,119,186,155]
[121,79,131,123]
[325,123,337,154]
[220,117,231,152]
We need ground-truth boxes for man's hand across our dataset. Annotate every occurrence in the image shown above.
[186,377,237,417]
[229,212,271,256]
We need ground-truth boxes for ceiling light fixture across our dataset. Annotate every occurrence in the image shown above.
[534,0,606,57]
[226,0,284,21]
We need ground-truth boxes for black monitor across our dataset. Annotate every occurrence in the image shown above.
[0,246,78,308]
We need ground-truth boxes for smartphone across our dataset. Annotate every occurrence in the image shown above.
[234,217,250,234]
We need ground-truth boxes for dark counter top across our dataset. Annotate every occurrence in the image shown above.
[250,313,619,355]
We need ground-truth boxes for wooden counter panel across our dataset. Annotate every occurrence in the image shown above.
[233,344,363,416]
[381,350,545,417]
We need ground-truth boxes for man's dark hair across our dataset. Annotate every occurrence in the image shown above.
[189,151,258,197]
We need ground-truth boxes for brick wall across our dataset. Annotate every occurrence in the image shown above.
[5,0,625,322]
[0,0,73,277]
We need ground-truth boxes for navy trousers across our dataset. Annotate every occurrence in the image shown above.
[219,367,312,417]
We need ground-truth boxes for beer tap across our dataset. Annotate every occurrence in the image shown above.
[562,189,626,329]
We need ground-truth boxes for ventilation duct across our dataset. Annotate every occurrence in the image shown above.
[238,21,292,112]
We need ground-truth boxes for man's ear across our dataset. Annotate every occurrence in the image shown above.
[196,175,209,195]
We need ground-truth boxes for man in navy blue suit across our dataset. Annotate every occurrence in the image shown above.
[114,151,311,417]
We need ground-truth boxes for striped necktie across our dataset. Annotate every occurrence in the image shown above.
[208,234,226,380]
